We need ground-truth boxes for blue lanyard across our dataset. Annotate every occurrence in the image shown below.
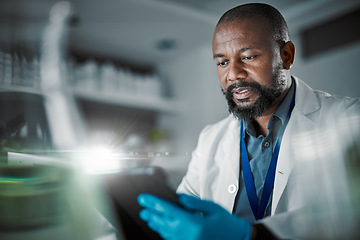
[240,93,295,220]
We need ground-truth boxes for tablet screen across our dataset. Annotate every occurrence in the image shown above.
[99,166,179,240]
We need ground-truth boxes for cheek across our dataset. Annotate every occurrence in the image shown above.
[251,60,275,85]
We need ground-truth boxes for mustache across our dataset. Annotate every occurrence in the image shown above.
[223,81,263,100]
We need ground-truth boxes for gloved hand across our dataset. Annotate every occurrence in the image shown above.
[137,193,252,240]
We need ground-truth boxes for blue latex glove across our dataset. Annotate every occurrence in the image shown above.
[137,193,252,240]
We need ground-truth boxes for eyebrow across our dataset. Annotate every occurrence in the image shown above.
[213,46,256,59]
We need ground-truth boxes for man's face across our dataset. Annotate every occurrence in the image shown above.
[212,18,290,120]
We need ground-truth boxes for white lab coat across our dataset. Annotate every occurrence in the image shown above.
[177,77,360,239]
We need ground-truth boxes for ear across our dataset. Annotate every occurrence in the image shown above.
[281,41,295,70]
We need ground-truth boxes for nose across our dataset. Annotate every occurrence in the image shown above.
[227,61,247,83]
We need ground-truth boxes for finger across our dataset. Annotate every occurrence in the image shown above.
[139,209,172,239]
[178,194,222,213]
[138,193,183,216]
[139,209,151,222]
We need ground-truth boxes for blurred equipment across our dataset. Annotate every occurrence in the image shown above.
[0,165,69,230]
[40,1,86,150]
[0,92,52,164]
[0,1,120,240]
[0,113,25,141]
[0,164,120,240]
[344,134,360,239]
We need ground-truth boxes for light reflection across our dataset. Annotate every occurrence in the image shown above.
[79,147,120,174]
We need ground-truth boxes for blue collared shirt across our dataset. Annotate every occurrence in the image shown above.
[233,80,295,221]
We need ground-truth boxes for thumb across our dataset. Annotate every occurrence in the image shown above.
[178,194,223,214]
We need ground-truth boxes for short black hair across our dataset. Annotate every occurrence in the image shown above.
[217,3,290,44]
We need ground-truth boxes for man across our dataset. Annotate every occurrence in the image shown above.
[138,3,360,239]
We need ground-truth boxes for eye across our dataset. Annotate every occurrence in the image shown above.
[216,60,229,67]
[242,55,257,61]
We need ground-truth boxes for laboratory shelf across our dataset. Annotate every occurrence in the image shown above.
[0,86,43,95]
[72,88,182,114]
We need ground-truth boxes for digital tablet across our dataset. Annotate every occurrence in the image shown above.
[99,166,180,240]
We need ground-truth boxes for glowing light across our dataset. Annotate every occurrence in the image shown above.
[79,147,119,174]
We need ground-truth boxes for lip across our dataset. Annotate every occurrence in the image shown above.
[232,87,254,100]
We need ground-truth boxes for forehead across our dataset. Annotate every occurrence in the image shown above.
[212,18,273,49]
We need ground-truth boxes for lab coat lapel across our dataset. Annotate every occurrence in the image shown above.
[223,117,241,179]
[219,117,240,212]
[271,77,320,213]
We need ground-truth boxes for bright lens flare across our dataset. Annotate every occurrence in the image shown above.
[79,147,119,174]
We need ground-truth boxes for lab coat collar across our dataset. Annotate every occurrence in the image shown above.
[292,76,321,116]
